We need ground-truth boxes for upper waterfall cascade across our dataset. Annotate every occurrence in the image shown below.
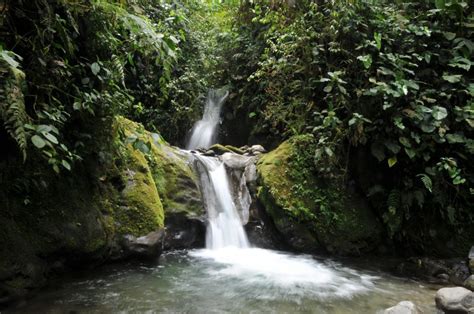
[186,88,229,150]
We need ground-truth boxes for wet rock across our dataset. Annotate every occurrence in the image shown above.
[250,144,266,154]
[163,212,205,250]
[122,230,165,260]
[209,144,233,155]
[469,246,474,274]
[435,287,474,313]
[396,258,470,285]
[383,301,420,314]
[464,275,474,291]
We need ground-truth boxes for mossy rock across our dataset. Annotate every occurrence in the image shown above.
[209,144,233,155]
[114,116,203,219]
[224,145,245,155]
[257,137,383,255]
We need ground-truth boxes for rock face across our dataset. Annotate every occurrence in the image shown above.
[256,136,383,255]
[383,301,420,314]
[0,117,201,305]
[435,287,474,313]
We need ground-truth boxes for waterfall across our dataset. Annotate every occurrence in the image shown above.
[186,89,229,150]
[194,155,250,249]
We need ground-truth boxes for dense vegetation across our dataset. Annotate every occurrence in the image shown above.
[0,0,472,261]
[222,0,473,254]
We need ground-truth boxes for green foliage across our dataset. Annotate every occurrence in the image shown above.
[0,0,202,172]
[229,0,473,253]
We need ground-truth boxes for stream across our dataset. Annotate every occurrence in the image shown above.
[8,250,439,313]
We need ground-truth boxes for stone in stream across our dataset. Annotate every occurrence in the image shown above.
[435,286,474,313]
[383,301,420,314]
[250,144,266,154]
[121,230,165,260]
[465,275,474,291]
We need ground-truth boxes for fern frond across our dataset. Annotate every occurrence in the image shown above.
[417,174,433,193]
[0,49,29,161]
[387,189,401,214]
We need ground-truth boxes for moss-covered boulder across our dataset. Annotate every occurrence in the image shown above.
[0,117,204,305]
[257,136,383,255]
[113,117,204,249]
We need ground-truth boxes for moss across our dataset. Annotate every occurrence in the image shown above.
[224,145,245,155]
[257,137,382,255]
[113,117,165,236]
[209,143,233,155]
[113,116,202,223]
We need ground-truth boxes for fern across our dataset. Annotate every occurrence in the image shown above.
[417,173,433,193]
[0,49,29,161]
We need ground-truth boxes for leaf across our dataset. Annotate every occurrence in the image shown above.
[374,32,382,50]
[432,106,448,120]
[357,55,372,69]
[249,112,257,118]
[435,0,445,9]
[443,32,456,40]
[31,135,46,149]
[44,133,58,144]
[442,74,462,83]
[388,156,398,168]
[405,147,416,159]
[62,160,71,171]
[91,62,100,76]
[371,143,385,162]
[418,174,432,193]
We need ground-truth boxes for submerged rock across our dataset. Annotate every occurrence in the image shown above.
[256,136,382,255]
[383,301,420,314]
[435,287,474,313]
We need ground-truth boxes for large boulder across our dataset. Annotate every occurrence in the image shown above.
[0,117,200,304]
[256,136,383,255]
[435,287,474,313]
[464,275,474,291]
[383,301,420,314]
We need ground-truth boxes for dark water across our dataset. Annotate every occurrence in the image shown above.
[7,249,439,314]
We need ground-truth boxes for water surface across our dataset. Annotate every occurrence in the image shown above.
[9,248,439,313]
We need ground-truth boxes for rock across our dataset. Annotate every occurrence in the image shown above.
[122,230,165,260]
[383,301,420,314]
[256,136,383,255]
[435,287,474,313]
[396,258,470,285]
[464,275,474,291]
[469,246,474,274]
[209,144,233,155]
[163,212,205,250]
[224,145,245,155]
[250,144,266,154]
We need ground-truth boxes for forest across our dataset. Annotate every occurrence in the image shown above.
[0,0,473,312]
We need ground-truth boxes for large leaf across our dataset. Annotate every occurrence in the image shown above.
[31,135,46,149]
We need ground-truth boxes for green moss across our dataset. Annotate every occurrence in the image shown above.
[209,143,233,155]
[113,117,165,236]
[257,136,382,255]
[224,145,245,155]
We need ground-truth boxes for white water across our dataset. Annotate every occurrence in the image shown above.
[186,89,378,302]
[186,89,229,150]
[194,155,250,249]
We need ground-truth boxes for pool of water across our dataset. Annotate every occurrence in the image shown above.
[8,248,440,313]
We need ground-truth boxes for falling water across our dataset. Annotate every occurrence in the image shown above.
[194,155,250,249]
[186,88,229,150]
